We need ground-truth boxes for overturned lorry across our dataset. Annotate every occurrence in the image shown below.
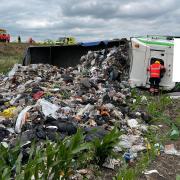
[129,36,177,90]
[23,36,179,90]
[23,40,126,67]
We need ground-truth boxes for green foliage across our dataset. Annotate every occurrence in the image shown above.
[173,82,180,91]
[115,138,159,180]
[129,89,145,111]
[0,128,122,179]
[0,56,22,73]
[176,174,180,180]
[116,167,136,180]
[0,43,28,73]
[115,108,179,180]
[129,90,173,117]
[146,95,172,117]
[92,128,121,165]
[60,89,71,99]
[175,115,180,128]
[169,124,180,140]
[0,130,91,179]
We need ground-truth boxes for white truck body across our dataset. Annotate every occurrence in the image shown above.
[129,36,176,90]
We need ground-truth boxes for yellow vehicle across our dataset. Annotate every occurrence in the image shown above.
[55,37,76,45]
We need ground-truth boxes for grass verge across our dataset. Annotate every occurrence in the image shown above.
[115,89,180,180]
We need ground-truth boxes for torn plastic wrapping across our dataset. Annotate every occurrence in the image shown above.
[36,99,59,119]
[7,64,20,79]
[15,106,32,133]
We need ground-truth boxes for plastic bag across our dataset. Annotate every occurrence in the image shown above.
[164,144,180,156]
[170,124,179,140]
[77,104,94,116]
[1,107,16,118]
[15,106,32,133]
[37,99,59,118]
[8,64,20,79]
[127,119,139,128]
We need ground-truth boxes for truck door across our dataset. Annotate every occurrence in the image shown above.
[149,49,166,63]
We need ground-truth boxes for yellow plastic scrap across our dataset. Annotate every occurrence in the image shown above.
[4,102,10,106]
[144,138,151,150]
[1,107,16,118]
[146,142,151,150]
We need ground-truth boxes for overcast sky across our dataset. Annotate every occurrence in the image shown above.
[0,0,180,42]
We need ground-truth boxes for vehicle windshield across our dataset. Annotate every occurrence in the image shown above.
[0,29,6,34]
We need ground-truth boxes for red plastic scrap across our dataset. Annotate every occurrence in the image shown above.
[33,91,44,100]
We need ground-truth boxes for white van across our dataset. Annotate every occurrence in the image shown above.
[129,35,177,90]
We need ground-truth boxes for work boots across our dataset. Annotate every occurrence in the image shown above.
[149,87,154,94]
[154,88,159,95]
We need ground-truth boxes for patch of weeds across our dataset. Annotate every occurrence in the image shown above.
[91,127,121,166]
[169,124,180,140]
[146,95,172,117]
[0,56,22,74]
[175,115,180,128]
[176,174,180,180]
[0,130,91,179]
[129,90,146,111]
[0,128,122,179]
[115,146,158,180]
[115,91,179,180]
[60,89,71,99]
[115,129,162,180]
[173,82,180,91]
[129,92,172,118]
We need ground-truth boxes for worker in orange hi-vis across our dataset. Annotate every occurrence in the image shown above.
[147,60,166,94]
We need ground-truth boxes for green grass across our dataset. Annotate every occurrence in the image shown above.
[115,128,167,180]
[0,42,50,73]
[0,43,27,73]
[0,56,22,73]
[115,141,158,180]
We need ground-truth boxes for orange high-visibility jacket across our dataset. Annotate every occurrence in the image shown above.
[147,63,165,78]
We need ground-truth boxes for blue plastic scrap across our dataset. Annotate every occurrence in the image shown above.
[80,41,109,47]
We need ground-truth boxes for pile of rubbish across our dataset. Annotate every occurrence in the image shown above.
[0,45,151,167]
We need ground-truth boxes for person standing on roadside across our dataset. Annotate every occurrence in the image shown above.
[18,36,21,43]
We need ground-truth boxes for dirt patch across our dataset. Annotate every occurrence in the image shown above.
[139,152,180,180]
[100,167,117,180]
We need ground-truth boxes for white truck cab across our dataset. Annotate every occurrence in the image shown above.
[129,36,177,90]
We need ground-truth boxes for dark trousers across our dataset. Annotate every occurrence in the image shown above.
[149,78,160,89]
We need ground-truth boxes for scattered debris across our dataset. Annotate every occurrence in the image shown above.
[170,124,180,140]
[102,158,120,169]
[0,45,157,178]
[164,144,180,156]
[144,169,161,175]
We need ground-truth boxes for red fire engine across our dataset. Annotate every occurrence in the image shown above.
[0,29,10,42]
